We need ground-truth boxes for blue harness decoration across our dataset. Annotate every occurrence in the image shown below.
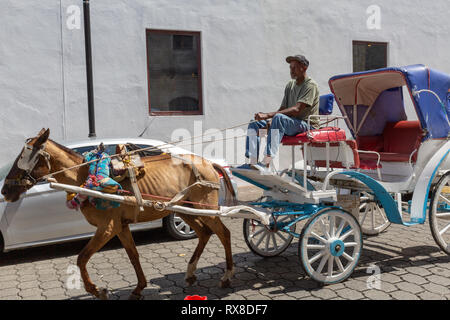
[83,150,122,210]
[66,149,123,211]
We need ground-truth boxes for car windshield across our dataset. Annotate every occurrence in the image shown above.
[0,161,14,181]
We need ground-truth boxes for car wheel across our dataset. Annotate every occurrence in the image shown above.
[163,213,197,240]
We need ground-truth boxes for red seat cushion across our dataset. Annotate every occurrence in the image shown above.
[356,121,423,163]
[357,135,383,152]
[281,127,346,145]
[359,152,410,163]
[383,121,422,155]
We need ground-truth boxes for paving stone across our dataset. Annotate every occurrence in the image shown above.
[421,283,450,296]
[363,290,391,300]
[310,288,338,299]
[400,274,428,285]
[336,288,364,300]
[427,275,450,287]
[390,290,420,300]
[418,291,446,300]
[395,282,424,294]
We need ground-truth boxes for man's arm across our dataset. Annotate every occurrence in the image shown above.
[255,102,309,120]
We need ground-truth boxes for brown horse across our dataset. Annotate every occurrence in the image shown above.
[1,128,236,300]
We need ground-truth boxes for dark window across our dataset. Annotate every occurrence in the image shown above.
[173,35,193,50]
[146,30,202,115]
[352,41,388,72]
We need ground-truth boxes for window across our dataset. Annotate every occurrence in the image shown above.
[352,41,388,72]
[146,30,202,115]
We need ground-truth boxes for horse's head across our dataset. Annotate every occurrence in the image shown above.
[1,128,52,202]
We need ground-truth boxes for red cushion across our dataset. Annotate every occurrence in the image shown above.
[357,135,383,152]
[383,121,422,154]
[281,127,346,145]
[359,152,411,163]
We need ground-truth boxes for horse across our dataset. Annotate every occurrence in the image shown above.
[1,128,236,300]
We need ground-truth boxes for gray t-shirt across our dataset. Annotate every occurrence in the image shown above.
[280,77,320,128]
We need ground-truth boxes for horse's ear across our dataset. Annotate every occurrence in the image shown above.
[38,128,46,135]
[35,128,50,147]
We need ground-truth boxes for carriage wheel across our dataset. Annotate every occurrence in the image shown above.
[243,213,296,257]
[299,208,363,284]
[358,192,390,236]
[429,172,450,255]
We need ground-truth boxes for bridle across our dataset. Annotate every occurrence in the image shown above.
[4,139,51,187]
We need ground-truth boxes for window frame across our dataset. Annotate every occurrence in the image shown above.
[146,29,203,116]
[352,40,388,72]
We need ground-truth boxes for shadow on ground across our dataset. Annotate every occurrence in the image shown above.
[67,241,450,300]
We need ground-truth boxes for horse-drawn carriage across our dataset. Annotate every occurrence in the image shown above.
[2,64,449,299]
[232,64,450,284]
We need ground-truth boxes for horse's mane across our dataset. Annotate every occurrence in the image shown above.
[49,139,84,161]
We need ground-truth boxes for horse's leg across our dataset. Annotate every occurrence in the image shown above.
[177,213,213,286]
[116,224,147,300]
[77,225,118,300]
[201,217,234,288]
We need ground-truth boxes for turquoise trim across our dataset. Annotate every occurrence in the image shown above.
[330,240,345,257]
[340,171,405,225]
[231,172,271,190]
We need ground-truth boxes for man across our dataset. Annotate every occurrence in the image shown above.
[242,54,320,171]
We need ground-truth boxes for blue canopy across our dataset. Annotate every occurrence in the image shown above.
[328,64,450,139]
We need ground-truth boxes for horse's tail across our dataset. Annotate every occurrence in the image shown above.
[212,163,236,198]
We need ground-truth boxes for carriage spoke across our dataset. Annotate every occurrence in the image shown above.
[335,256,345,273]
[339,228,354,241]
[329,215,336,237]
[275,231,289,243]
[335,219,346,238]
[254,231,267,247]
[317,253,329,274]
[342,252,354,262]
[310,232,328,244]
[308,250,325,264]
[320,218,331,239]
[436,212,450,218]
[307,244,326,250]
[344,242,358,247]
[265,233,270,251]
[439,194,450,206]
[327,255,334,277]
[370,205,375,230]
[359,206,368,225]
[271,233,278,250]
[439,222,450,236]
[250,226,266,239]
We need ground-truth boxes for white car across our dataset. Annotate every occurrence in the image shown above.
[0,138,237,252]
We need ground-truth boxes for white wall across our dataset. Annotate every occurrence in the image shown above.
[0,0,449,165]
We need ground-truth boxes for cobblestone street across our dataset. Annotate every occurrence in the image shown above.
[1,186,450,300]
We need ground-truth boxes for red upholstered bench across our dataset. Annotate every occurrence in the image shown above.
[281,127,383,172]
[281,127,346,145]
[357,121,423,163]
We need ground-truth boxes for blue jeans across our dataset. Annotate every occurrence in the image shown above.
[245,113,310,160]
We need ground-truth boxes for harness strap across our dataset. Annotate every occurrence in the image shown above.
[163,180,220,209]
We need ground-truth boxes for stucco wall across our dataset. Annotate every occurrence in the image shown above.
[0,0,449,165]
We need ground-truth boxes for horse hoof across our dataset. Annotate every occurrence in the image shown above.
[219,279,231,288]
[98,287,109,300]
[185,275,197,286]
[128,293,144,300]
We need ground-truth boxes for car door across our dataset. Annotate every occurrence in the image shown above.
[3,144,117,246]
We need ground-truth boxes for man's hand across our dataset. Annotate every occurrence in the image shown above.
[254,112,271,121]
